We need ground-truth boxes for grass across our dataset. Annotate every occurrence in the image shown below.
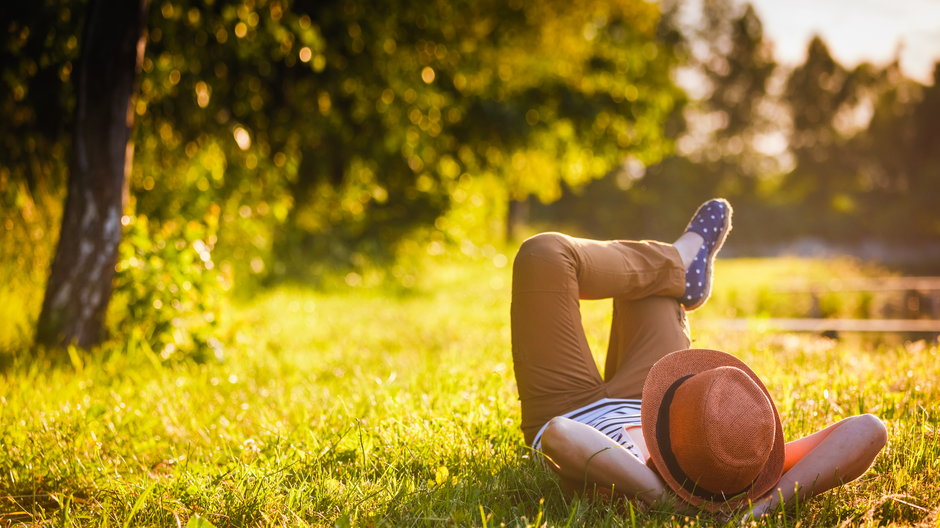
[0,255,938,527]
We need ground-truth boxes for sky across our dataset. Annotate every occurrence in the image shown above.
[745,0,940,84]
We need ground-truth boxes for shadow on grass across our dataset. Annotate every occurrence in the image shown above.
[357,458,730,528]
[0,479,105,526]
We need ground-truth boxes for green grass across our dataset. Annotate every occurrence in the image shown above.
[1,256,938,527]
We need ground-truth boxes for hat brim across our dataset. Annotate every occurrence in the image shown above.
[641,349,785,511]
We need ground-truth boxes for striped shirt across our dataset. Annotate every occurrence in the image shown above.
[532,398,644,461]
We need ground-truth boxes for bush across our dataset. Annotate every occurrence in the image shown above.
[111,206,229,363]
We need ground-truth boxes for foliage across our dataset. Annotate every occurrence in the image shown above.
[776,41,940,245]
[0,3,76,349]
[0,180,60,351]
[0,257,937,526]
[848,64,940,243]
[0,0,76,195]
[532,4,940,257]
[127,0,683,277]
[111,206,228,363]
[530,0,783,246]
[2,0,939,360]
[1,0,684,351]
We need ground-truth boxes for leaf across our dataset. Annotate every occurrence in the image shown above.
[334,513,352,528]
[185,515,218,528]
[122,482,155,528]
[434,465,449,486]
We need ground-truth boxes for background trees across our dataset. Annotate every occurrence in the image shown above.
[130,0,684,272]
[1,0,939,351]
[533,1,940,257]
[3,0,684,348]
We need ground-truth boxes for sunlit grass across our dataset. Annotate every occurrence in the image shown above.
[0,255,937,526]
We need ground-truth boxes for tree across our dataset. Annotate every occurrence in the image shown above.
[907,63,940,239]
[530,1,779,245]
[685,1,779,245]
[133,0,684,263]
[35,0,149,348]
[0,1,84,290]
[461,0,684,241]
[846,60,940,244]
[700,3,776,157]
[782,36,879,239]
[7,0,687,350]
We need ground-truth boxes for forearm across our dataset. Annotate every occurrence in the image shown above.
[750,414,887,517]
[539,417,672,505]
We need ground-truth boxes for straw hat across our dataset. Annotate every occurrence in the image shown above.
[640,349,785,511]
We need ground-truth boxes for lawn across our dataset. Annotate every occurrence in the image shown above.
[0,256,937,527]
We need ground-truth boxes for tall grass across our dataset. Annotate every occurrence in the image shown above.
[0,255,937,526]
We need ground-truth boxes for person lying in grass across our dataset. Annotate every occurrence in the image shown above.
[510,198,887,517]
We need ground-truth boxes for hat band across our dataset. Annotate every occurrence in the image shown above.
[655,374,753,502]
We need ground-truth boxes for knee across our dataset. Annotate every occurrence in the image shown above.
[540,416,575,455]
[852,413,888,452]
[517,232,571,261]
[514,232,572,269]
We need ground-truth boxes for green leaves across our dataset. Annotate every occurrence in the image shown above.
[185,515,217,528]
[111,207,228,363]
[129,0,684,274]
[3,0,687,297]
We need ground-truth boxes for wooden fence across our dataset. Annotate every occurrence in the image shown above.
[715,277,940,335]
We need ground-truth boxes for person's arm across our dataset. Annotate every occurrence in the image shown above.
[746,413,887,519]
[538,416,687,509]
[781,418,846,473]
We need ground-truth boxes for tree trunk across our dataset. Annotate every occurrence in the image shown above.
[35,0,148,348]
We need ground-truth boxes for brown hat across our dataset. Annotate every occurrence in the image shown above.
[641,349,785,511]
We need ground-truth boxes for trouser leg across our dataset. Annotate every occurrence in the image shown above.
[603,296,691,399]
[511,232,685,444]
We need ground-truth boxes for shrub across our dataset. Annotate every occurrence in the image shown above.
[111,206,228,363]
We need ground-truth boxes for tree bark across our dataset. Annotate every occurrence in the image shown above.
[36,0,148,348]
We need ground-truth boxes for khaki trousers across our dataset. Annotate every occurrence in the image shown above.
[511,232,691,445]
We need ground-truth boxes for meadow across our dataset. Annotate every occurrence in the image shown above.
[0,255,937,527]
